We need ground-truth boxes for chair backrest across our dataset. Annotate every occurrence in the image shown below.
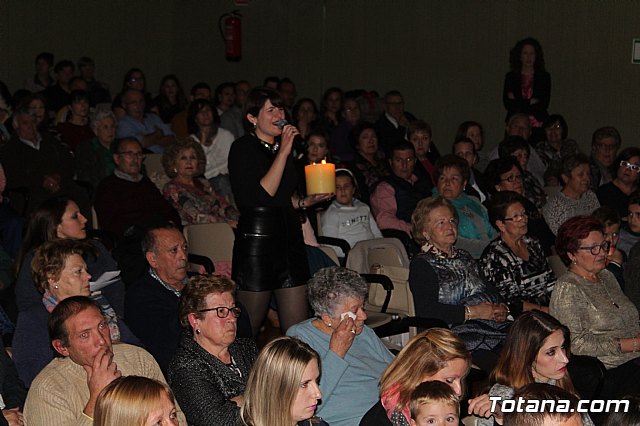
[317,245,340,266]
[91,206,99,230]
[143,153,169,192]
[345,238,410,273]
[183,223,235,262]
[547,254,567,278]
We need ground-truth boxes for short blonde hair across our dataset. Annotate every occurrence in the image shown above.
[241,337,319,426]
[94,376,177,426]
[162,138,207,179]
[380,328,470,412]
[31,239,88,293]
[409,380,460,420]
[411,196,458,246]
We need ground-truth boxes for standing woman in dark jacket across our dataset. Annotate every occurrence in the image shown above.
[503,37,550,143]
[228,88,331,337]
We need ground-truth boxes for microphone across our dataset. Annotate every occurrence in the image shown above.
[275,119,305,158]
[276,119,288,129]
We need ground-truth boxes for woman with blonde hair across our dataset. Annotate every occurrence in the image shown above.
[241,337,323,426]
[360,328,471,425]
[94,376,179,426]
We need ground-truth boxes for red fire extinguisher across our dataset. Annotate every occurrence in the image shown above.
[219,11,242,62]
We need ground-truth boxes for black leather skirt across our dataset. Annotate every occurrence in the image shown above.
[232,206,310,291]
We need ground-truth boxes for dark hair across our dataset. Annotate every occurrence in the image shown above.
[612,146,640,178]
[348,122,377,151]
[69,90,90,105]
[509,37,546,73]
[187,98,219,135]
[560,153,590,180]
[407,120,432,139]
[292,98,318,123]
[384,90,403,101]
[190,82,211,97]
[498,136,530,158]
[487,191,527,230]
[455,121,484,144]
[36,52,54,66]
[54,60,74,74]
[592,206,621,228]
[77,56,95,70]
[484,158,523,195]
[179,275,237,331]
[491,310,573,392]
[141,222,179,255]
[591,126,621,149]
[555,216,603,264]
[434,154,470,183]
[601,394,640,426]
[214,82,235,106]
[452,137,476,154]
[335,169,358,198]
[120,68,146,92]
[629,190,640,208]
[157,74,187,111]
[277,77,295,90]
[543,114,568,140]
[391,141,416,157]
[243,87,283,132]
[320,87,343,112]
[262,76,280,87]
[110,137,141,155]
[49,296,101,351]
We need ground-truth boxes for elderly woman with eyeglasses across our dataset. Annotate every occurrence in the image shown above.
[596,147,640,219]
[479,191,556,317]
[168,275,258,426]
[550,215,640,399]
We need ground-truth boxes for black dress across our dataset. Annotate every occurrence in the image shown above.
[229,134,309,291]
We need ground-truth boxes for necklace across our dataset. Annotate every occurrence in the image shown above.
[570,269,619,309]
[254,132,280,154]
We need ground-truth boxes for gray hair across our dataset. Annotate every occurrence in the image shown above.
[90,105,117,132]
[307,267,368,317]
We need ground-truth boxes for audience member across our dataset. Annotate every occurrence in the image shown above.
[592,206,625,288]
[456,121,489,172]
[215,81,244,139]
[409,197,509,366]
[498,136,546,209]
[94,376,179,426]
[370,142,431,236]
[187,98,236,205]
[408,119,439,187]
[171,81,212,139]
[22,92,50,132]
[0,338,26,426]
[152,74,187,124]
[116,88,175,153]
[168,275,257,426]
[320,169,382,258]
[240,337,323,426]
[617,190,640,256]
[408,381,460,426]
[601,394,640,426]
[550,216,640,399]
[77,56,111,107]
[55,90,94,152]
[291,97,318,141]
[535,114,579,186]
[329,96,360,162]
[543,154,600,235]
[433,155,496,258]
[287,267,394,426]
[277,77,297,114]
[481,191,555,316]
[502,383,583,426]
[94,137,180,240]
[13,239,138,387]
[42,59,75,114]
[75,106,117,190]
[23,296,185,425]
[596,146,640,218]
[589,126,621,191]
[124,223,187,372]
[374,90,417,156]
[23,51,54,92]
[317,87,343,136]
[234,80,251,109]
[348,122,390,204]
[360,328,470,426]
[162,139,239,226]
[112,68,153,119]
[0,106,91,218]
[454,137,489,202]
[0,163,24,259]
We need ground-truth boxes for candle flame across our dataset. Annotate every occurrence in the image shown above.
[321,159,326,164]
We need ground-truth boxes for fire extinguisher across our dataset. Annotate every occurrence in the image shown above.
[219,11,242,62]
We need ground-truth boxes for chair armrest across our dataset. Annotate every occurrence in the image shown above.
[360,273,393,313]
[188,253,215,274]
[316,236,351,264]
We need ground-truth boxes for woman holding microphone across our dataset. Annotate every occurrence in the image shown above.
[229,87,331,337]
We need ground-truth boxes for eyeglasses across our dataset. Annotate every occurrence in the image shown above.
[621,160,640,173]
[500,174,523,183]
[629,211,640,220]
[197,306,242,318]
[502,211,528,222]
[576,241,611,255]
[118,151,145,159]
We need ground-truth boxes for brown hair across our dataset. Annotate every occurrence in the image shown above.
[179,275,237,331]
[162,138,207,179]
[31,239,87,293]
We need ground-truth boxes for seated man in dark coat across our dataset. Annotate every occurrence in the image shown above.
[0,106,91,219]
[374,90,417,156]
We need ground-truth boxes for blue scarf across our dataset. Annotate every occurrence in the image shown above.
[432,188,496,241]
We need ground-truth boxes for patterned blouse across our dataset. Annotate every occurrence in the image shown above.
[523,170,546,210]
[542,190,600,235]
[479,236,556,315]
[163,178,239,225]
